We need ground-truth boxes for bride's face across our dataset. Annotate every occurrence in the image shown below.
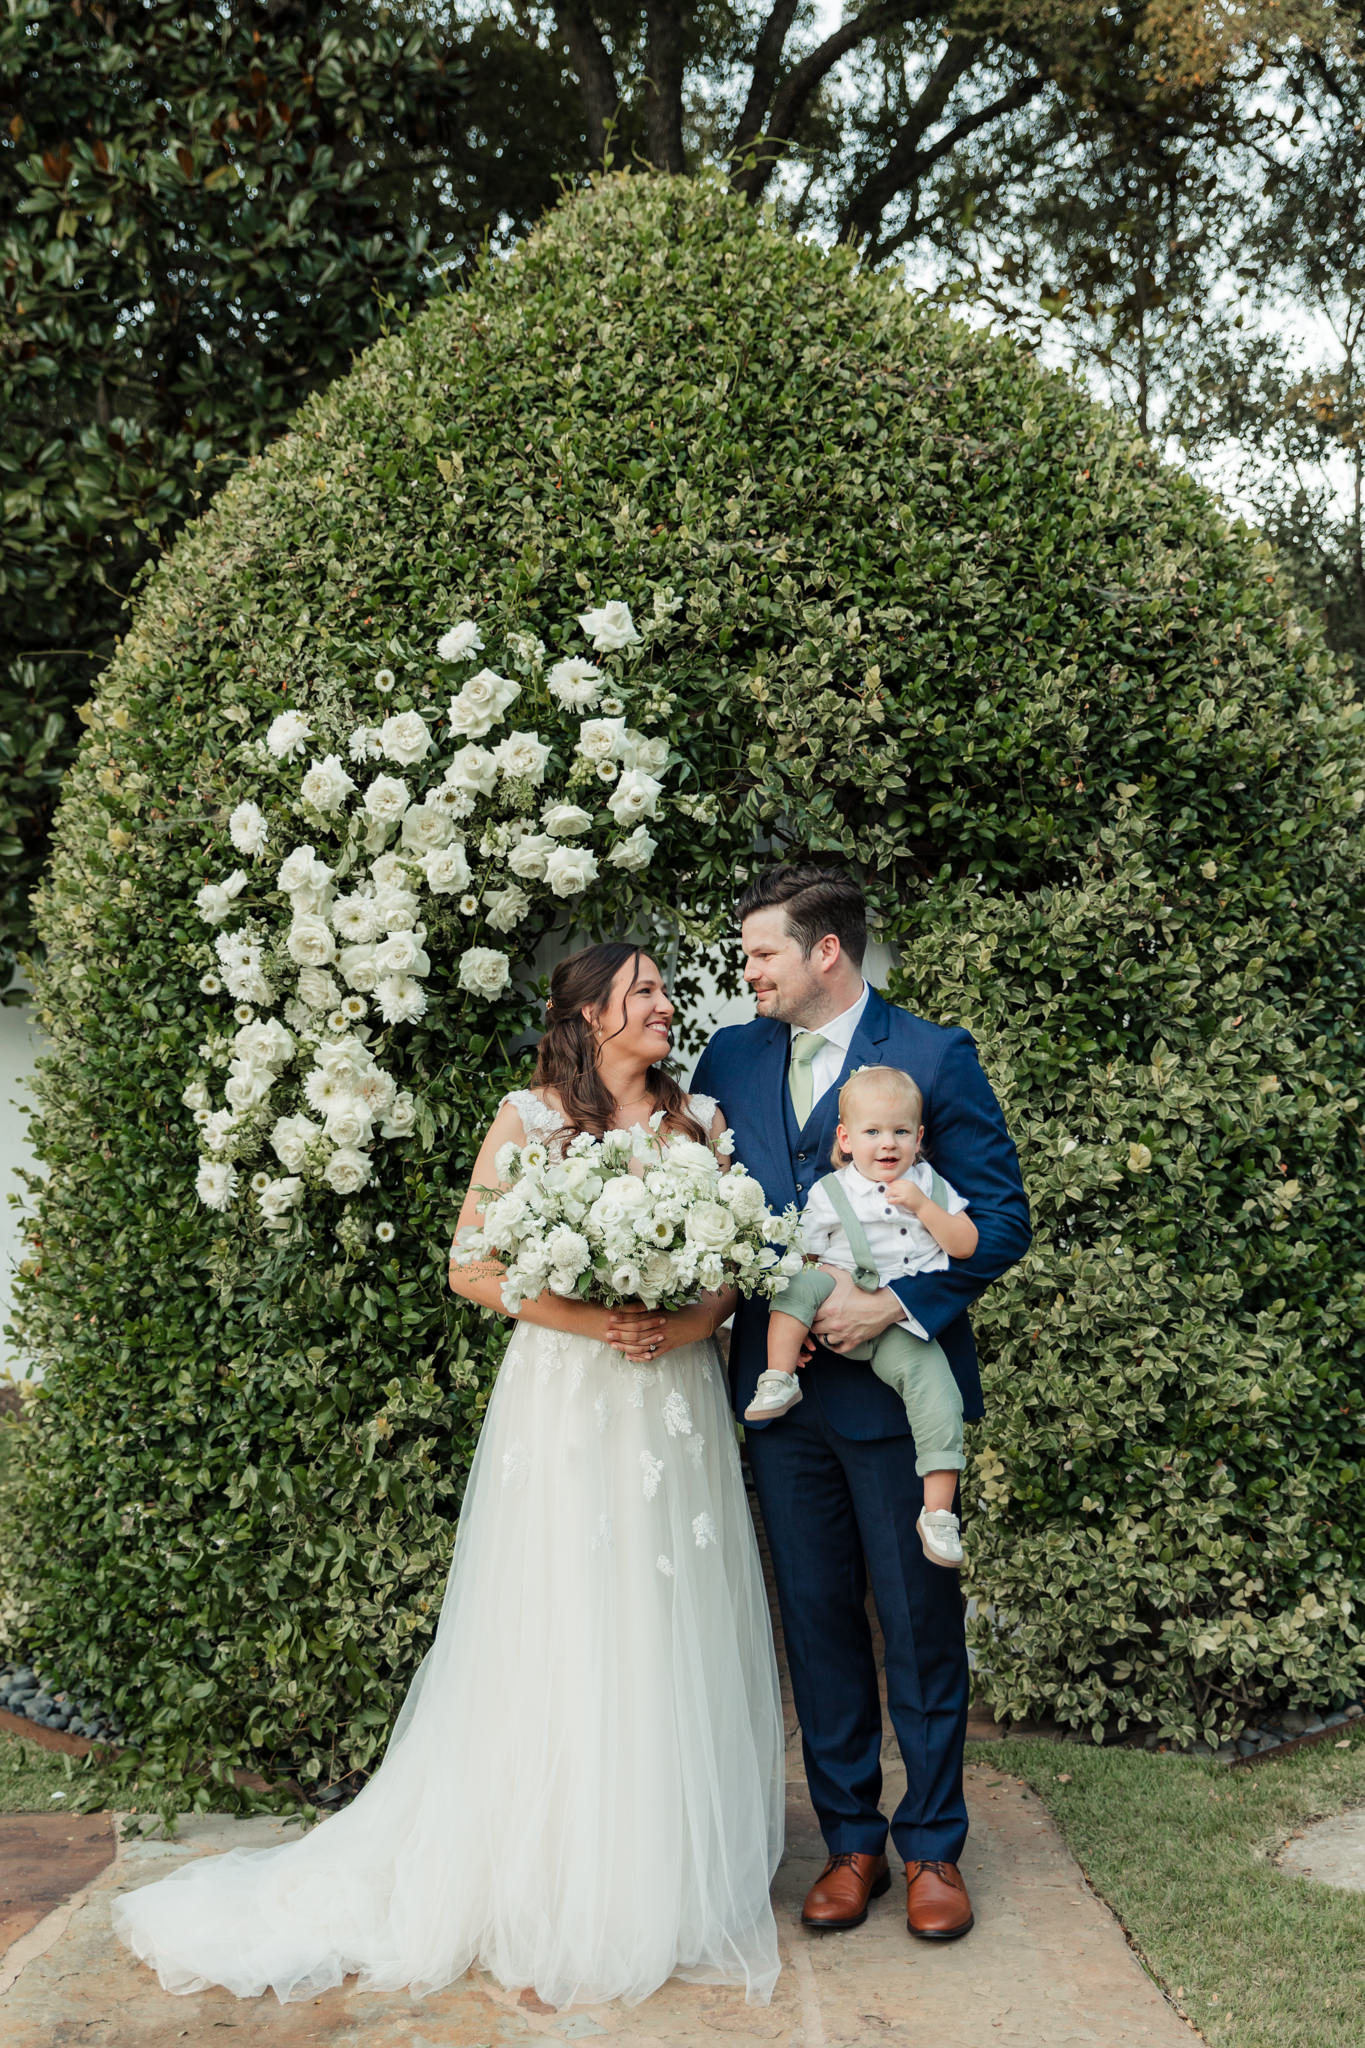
[590,955,675,1065]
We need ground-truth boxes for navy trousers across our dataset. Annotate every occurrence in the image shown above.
[745,1362,970,1865]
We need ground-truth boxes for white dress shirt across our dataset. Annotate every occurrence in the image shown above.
[799,1161,970,1284]
[793,983,870,1114]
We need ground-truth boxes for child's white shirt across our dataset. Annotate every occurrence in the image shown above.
[799,1160,970,1286]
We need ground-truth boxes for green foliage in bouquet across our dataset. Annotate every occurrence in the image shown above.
[4,173,1363,1794]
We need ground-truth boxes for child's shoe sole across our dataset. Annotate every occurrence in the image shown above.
[743,1381,804,1423]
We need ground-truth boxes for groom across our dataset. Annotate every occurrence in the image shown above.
[691,865,1030,1941]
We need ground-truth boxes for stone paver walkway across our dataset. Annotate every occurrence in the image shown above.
[1,1755,1196,2047]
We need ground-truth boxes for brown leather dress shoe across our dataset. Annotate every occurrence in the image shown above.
[801,1850,891,1929]
[905,1859,975,1939]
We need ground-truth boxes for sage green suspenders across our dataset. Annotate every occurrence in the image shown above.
[817,1168,954,1293]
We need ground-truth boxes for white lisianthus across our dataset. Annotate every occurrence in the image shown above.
[491,729,551,785]
[373,930,429,976]
[546,656,603,709]
[542,802,593,838]
[348,724,384,763]
[338,943,379,992]
[608,824,656,872]
[576,717,626,763]
[299,755,356,811]
[619,729,670,775]
[181,1079,210,1114]
[612,1262,644,1296]
[506,832,555,880]
[444,745,498,798]
[380,710,433,766]
[195,873,247,923]
[331,892,382,943]
[380,1091,417,1139]
[400,801,452,854]
[270,1112,321,1171]
[363,773,410,823]
[485,883,530,933]
[196,1159,238,1210]
[266,710,313,759]
[578,600,641,652]
[448,667,520,738]
[324,1146,373,1196]
[323,1099,375,1148]
[286,914,337,967]
[437,619,483,662]
[607,769,663,823]
[374,973,428,1024]
[544,845,599,898]
[258,1175,304,1226]
[422,842,472,894]
[458,946,511,998]
[229,800,269,856]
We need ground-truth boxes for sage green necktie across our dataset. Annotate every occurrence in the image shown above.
[788,1030,828,1126]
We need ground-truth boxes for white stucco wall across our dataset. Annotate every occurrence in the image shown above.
[0,991,44,1379]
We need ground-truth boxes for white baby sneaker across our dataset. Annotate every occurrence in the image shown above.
[744,1372,804,1423]
[917,1508,964,1570]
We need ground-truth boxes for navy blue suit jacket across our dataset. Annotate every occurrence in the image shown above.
[691,987,1031,1438]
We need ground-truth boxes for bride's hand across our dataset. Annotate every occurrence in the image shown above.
[605,1303,710,1362]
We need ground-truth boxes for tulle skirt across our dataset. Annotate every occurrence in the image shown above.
[112,1321,785,2009]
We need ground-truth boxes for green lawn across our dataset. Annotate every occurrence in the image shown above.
[0,1732,121,1815]
[977,1729,1365,2048]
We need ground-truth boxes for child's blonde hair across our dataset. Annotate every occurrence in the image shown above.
[830,1065,924,1167]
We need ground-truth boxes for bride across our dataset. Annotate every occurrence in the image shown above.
[112,941,785,2011]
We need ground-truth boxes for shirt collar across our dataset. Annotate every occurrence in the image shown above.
[791,981,869,1053]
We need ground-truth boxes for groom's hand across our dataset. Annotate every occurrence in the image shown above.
[811,1269,903,1353]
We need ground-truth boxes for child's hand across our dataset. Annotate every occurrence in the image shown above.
[884,1176,925,1213]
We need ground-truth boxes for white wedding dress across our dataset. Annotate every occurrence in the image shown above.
[112,1091,785,2010]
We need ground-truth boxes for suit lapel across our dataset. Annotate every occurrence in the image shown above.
[754,1022,797,1207]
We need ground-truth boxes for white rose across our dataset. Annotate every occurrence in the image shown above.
[542,802,594,837]
[258,1175,304,1226]
[370,852,410,889]
[437,619,483,662]
[276,844,332,895]
[181,1079,210,1114]
[323,1098,375,1148]
[228,801,269,856]
[485,883,530,932]
[373,930,429,976]
[195,1160,237,1210]
[380,710,433,766]
[202,1108,237,1152]
[338,943,379,992]
[422,842,472,894]
[324,1146,373,1196]
[578,600,641,652]
[546,656,603,709]
[444,745,498,798]
[400,801,453,854]
[271,1113,321,1172]
[576,717,626,763]
[195,882,236,923]
[544,845,599,898]
[619,729,670,775]
[286,914,338,967]
[380,1091,417,1139]
[458,946,511,998]
[353,1065,396,1116]
[684,1200,738,1253]
[374,973,428,1024]
[299,755,356,811]
[233,1017,294,1068]
[608,824,656,873]
[448,667,521,739]
[266,710,313,759]
[506,832,555,880]
[490,730,551,785]
[373,883,419,931]
[363,774,410,823]
[607,769,663,823]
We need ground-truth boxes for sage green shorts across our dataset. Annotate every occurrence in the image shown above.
[772,1265,965,1479]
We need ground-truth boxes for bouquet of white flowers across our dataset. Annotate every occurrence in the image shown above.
[453,1114,804,1314]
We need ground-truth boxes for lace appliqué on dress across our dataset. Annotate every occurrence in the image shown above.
[501,1442,530,1490]
[662,1389,694,1437]
[640,1451,664,1500]
[693,1513,717,1549]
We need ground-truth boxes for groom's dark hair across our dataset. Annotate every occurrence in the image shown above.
[735,864,866,966]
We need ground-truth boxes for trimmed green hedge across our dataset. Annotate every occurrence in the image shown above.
[4,173,1363,1790]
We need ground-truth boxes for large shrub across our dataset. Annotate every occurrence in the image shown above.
[5,174,1362,1792]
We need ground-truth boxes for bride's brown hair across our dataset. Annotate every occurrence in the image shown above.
[532,943,708,1144]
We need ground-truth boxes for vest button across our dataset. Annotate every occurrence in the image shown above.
[797,1150,808,1162]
